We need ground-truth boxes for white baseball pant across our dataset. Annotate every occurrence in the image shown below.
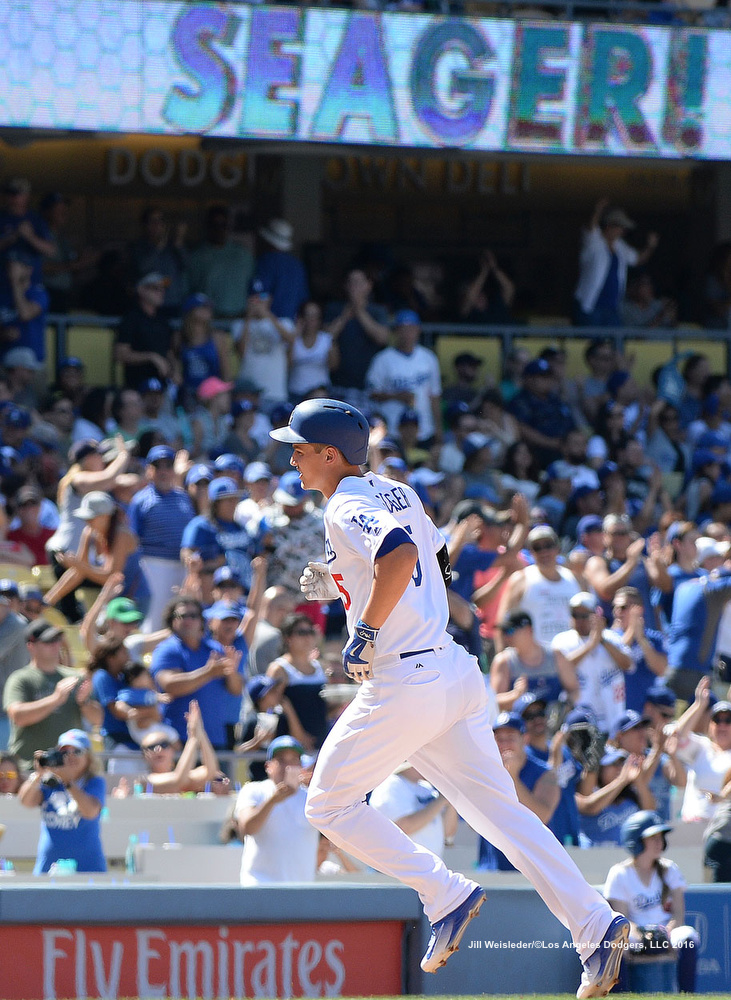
[307,642,612,963]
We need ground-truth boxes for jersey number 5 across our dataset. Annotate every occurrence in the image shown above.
[404,525,422,588]
[332,573,351,610]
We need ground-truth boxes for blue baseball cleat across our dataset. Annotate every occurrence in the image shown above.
[421,885,487,973]
[576,914,630,998]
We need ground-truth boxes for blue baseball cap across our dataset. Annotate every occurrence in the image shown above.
[244,461,272,484]
[644,683,677,709]
[249,278,268,298]
[610,709,650,739]
[493,711,525,734]
[232,400,256,419]
[378,456,407,474]
[213,566,244,588]
[214,454,246,477]
[59,356,84,370]
[545,460,573,481]
[0,578,19,596]
[146,445,175,465]
[185,463,213,487]
[208,477,240,501]
[393,309,420,327]
[398,409,419,426]
[181,292,212,314]
[139,377,164,394]
[514,692,547,717]
[600,747,628,768]
[570,484,600,503]
[692,448,722,471]
[203,600,242,621]
[273,470,308,506]
[57,729,91,752]
[266,735,304,760]
[3,406,31,429]
[597,461,620,483]
[247,675,278,705]
[523,359,551,377]
[562,706,598,730]
[577,515,603,536]
[697,430,728,451]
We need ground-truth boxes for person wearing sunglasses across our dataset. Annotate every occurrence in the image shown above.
[0,751,23,795]
[584,513,671,628]
[150,598,242,752]
[552,592,632,738]
[496,525,581,652]
[18,728,106,874]
[116,699,225,797]
[266,613,327,750]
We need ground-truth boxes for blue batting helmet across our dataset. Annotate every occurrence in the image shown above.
[269,398,369,466]
[620,810,672,857]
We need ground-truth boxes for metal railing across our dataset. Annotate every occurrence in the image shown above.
[47,313,731,384]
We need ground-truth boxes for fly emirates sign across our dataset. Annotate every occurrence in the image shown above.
[0,922,403,999]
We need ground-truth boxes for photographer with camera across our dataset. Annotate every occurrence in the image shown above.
[17,728,106,874]
[3,620,101,768]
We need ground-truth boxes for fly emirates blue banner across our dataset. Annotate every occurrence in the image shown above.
[1,0,728,158]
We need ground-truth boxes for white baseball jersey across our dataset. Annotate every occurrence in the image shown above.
[324,473,450,660]
[552,627,628,734]
[369,773,445,858]
[520,563,580,647]
[365,345,441,439]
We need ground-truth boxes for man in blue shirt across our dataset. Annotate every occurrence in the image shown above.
[254,219,309,321]
[204,600,248,748]
[151,597,242,749]
[667,567,731,700]
[128,445,194,632]
[507,359,576,466]
[0,253,49,364]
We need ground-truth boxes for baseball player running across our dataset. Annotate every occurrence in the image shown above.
[270,398,628,998]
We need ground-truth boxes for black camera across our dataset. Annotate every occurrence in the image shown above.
[38,748,66,769]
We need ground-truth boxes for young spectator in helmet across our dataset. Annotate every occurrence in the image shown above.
[604,810,699,992]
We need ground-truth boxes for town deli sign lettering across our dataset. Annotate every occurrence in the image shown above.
[0,922,402,999]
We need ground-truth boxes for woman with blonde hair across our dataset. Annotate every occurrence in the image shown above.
[18,728,106,873]
[46,437,131,620]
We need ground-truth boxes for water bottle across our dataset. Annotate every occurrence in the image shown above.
[125,834,138,874]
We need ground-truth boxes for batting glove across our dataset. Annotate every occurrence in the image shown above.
[299,561,340,601]
[342,620,379,683]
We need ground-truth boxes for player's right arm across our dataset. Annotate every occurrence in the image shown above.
[361,538,419,630]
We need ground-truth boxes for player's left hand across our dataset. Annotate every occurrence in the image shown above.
[342,620,379,683]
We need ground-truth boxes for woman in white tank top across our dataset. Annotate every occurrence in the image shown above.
[266,612,328,747]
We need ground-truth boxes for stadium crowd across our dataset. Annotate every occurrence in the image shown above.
[1,180,731,906]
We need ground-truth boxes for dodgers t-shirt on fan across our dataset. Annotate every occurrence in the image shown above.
[324,473,450,662]
[35,776,107,874]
